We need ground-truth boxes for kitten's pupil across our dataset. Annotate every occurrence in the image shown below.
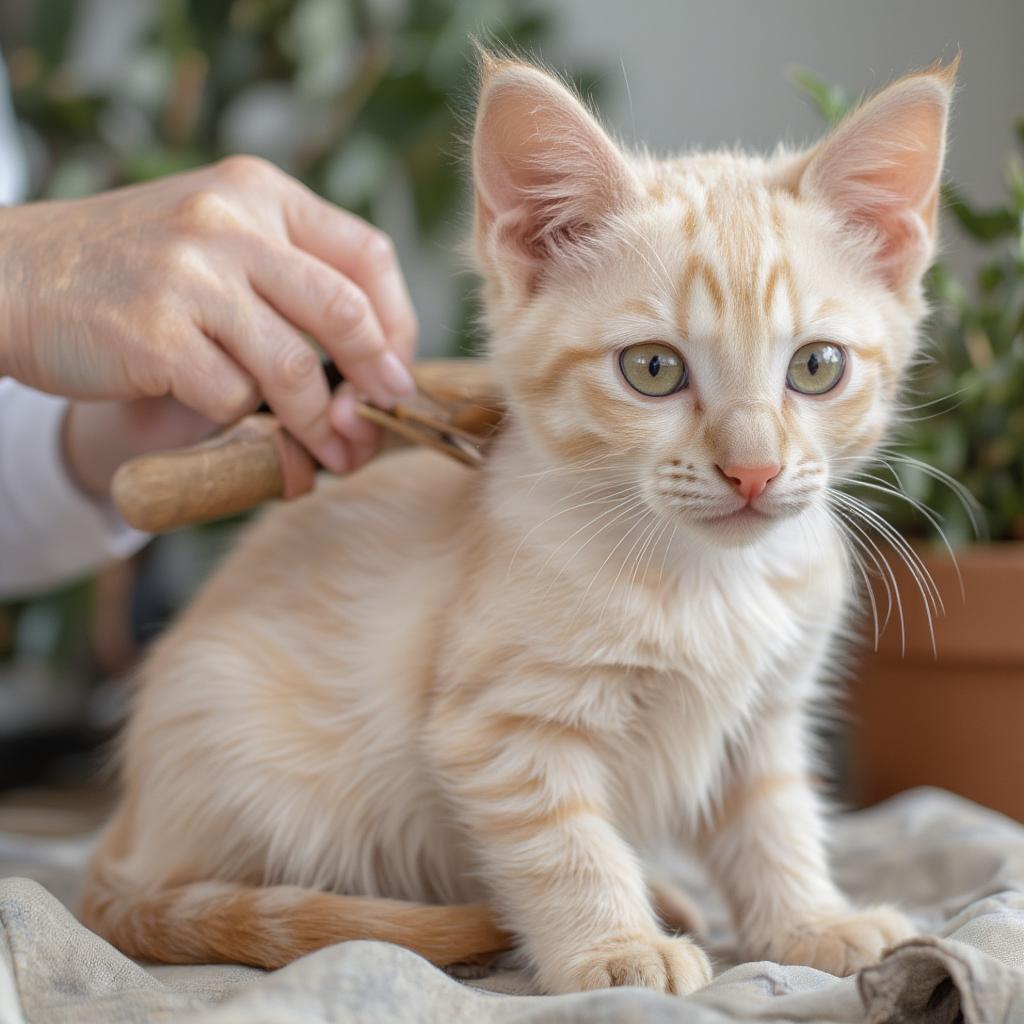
[807,352,819,376]
[649,355,661,377]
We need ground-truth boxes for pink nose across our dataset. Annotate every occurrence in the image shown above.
[719,463,781,501]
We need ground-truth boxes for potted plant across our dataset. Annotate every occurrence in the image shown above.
[797,72,1024,819]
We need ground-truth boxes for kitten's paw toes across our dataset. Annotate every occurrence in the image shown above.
[556,933,712,995]
[763,906,914,976]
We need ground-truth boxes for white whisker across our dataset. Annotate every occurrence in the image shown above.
[830,490,937,655]
[828,497,906,654]
[541,496,652,598]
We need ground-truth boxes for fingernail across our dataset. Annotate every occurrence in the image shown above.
[330,389,359,433]
[377,351,416,399]
[320,437,349,474]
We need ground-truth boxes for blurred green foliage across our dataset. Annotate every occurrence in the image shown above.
[6,0,547,231]
[794,69,1024,544]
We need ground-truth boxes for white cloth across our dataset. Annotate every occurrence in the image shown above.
[0,788,1022,1023]
[0,381,148,598]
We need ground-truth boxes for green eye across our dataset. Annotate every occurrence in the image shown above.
[619,343,687,397]
[787,342,846,395]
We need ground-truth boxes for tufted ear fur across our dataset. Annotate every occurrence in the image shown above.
[472,55,639,290]
[800,60,957,291]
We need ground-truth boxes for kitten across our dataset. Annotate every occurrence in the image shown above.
[81,54,954,995]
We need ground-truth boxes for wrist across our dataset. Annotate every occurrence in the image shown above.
[62,397,214,502]
[61,404,115,500]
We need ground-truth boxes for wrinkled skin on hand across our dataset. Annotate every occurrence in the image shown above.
[0,156,419,488]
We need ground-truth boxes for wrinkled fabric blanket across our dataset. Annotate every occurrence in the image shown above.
[0,787,1022,1023]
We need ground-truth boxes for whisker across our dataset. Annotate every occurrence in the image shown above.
[828,497,906,654]
[831,448,981,539]
[536,488,647,583]
[504,480,641,578]
[499,449,621,490]
[574,504,656,619]
[894,385,969,414]
[619,229,674,293]
[825,504,893,647]
[656,520,679,593]
[830,490,937,655]
[595,512,663,631]
[541,496,652,598]
[833,490,943,616]
[873,447,983,538]
[835,472,965,601]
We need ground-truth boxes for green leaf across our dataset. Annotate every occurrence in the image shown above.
[943,182,1017,241]
[788,67,852,125]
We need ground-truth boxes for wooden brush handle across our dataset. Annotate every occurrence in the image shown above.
[111,415,313,532]
[112,359,501,532]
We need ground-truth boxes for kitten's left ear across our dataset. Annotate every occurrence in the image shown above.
[472,55,640,289]
[800,60,957,291]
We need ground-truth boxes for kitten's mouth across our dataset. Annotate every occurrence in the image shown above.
[701,506,771,525]
[691,504,783,546]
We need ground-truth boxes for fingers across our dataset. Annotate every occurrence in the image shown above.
[280,185,418,365]
[329,383,380,471]
[157,161,421,476]
[245,242,416,410]
[205,296,350,474]
[169,329,260,426]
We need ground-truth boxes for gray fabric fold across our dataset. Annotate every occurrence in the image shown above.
[1,787,1022,1023]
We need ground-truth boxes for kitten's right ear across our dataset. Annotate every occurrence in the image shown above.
[472,55,638,289]
[799,60,957,292]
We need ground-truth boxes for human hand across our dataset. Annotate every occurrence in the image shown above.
[0,156,418,473]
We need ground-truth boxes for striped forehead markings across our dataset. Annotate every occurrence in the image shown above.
[667,182,803,344]
[675,255,726,338]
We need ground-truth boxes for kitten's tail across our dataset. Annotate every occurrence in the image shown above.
[80,868,510,969]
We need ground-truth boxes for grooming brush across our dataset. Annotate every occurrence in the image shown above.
[111,359,504,533]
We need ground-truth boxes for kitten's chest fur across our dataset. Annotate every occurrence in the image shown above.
[440,497,844,853]
[631,582,826,840]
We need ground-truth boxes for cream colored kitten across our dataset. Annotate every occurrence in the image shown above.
[81,55,955,995]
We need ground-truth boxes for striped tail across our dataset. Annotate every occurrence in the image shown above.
[80,873,510,969]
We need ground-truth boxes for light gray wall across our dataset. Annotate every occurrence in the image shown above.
[412,1,1022,353]
[545,0,1022,215]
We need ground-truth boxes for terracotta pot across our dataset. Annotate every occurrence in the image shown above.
[849,542,1024,821]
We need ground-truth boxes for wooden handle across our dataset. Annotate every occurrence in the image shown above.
[111,415,314,532]
[112,360,502,533]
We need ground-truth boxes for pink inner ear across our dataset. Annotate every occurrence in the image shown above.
[475,95,554,215]
[802,76,951,289]
[472,64,636,272]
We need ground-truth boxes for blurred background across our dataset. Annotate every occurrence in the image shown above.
[0,0,1022,826]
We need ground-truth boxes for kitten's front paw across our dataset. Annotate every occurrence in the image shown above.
[754,906,913,976]
[547,933,712,995]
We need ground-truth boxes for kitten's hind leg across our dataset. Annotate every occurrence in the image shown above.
[79,871,509,969]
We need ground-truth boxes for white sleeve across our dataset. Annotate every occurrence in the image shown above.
[0,380,149,599]
[0,57,26,206]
